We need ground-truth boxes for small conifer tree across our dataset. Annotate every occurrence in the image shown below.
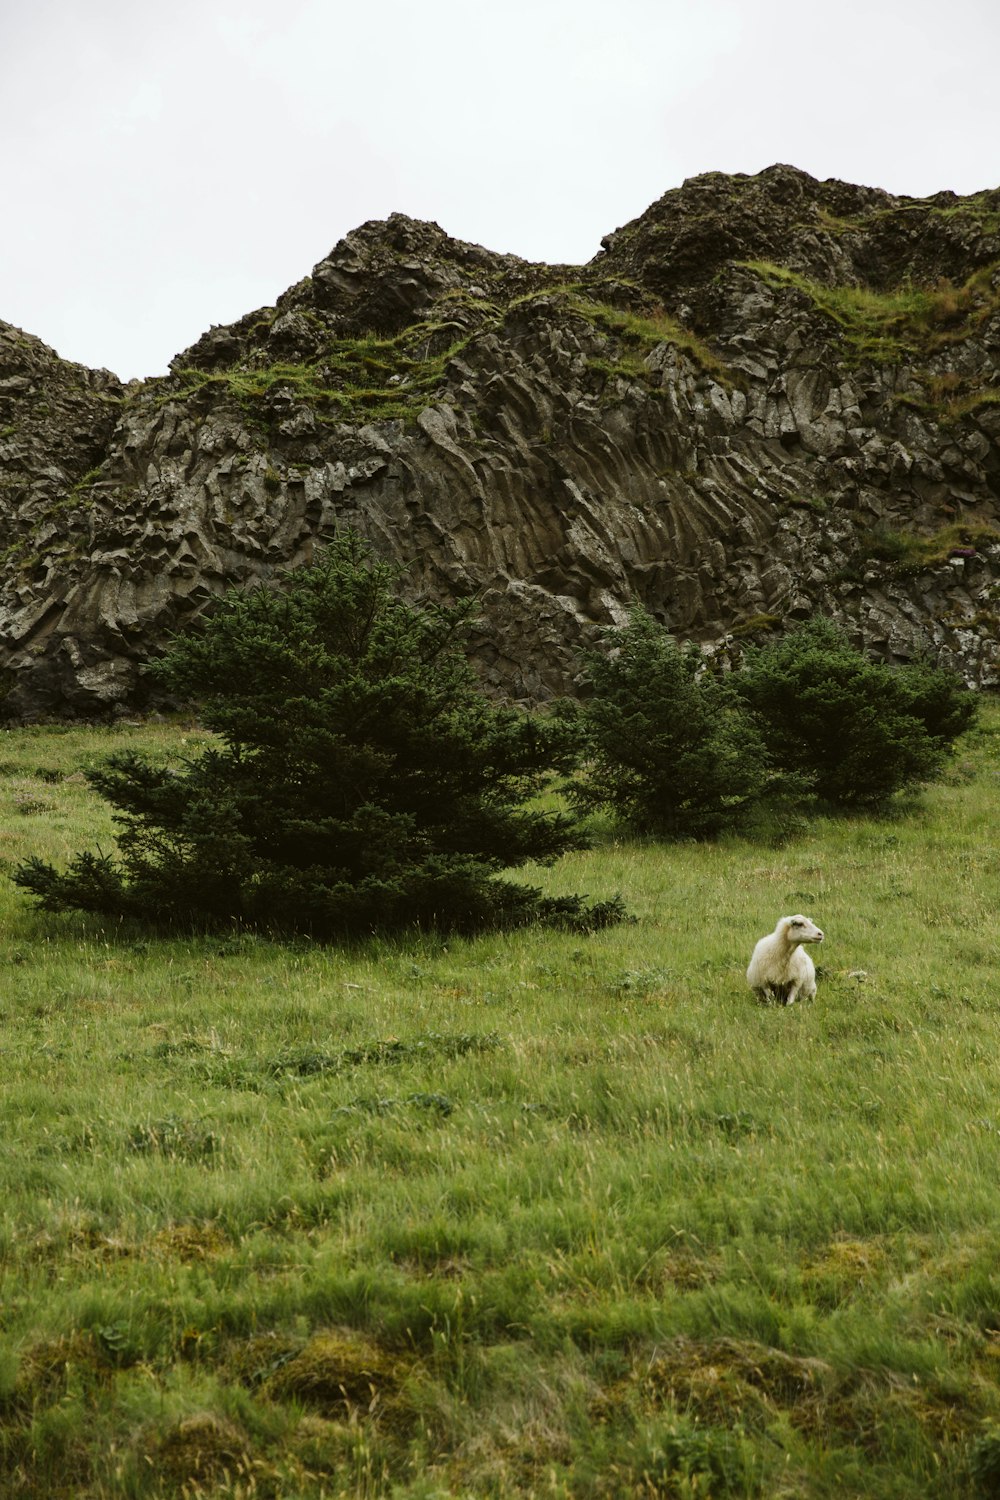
[733,618,977,807]
[14,534,623,937]
[571,608,771,838]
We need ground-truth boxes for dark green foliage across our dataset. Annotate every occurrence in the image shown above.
[14,534,624,938]
[571,608,772,838]
[969,1427,1000,1497]
[894,652,980,749]
[569,612,977,833]
[733,619,977,807]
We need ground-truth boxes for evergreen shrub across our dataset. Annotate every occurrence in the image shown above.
[733,618,977,807]
[571,608,772,838]
[14,534,624,938]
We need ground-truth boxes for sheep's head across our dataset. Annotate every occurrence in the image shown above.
[782,914,824,945]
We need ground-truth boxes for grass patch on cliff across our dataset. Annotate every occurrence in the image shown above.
[859,520,1000,573]
[1,707,1000,1495]
[580,299,730,382]
[897,379,1000,425]
[812,194,1000,239]
[742,258,1000,366]
[507,282,731,385]
[157,282,734,440]
[161,317,479,427]
[166,360,416,426]
[922,192,1000,234]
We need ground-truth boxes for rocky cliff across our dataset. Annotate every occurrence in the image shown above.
[2,163,999,718]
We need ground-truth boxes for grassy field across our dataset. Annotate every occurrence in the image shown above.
[3,711,1000,1497]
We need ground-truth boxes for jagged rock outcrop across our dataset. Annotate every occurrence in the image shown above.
[2,163,1000,717]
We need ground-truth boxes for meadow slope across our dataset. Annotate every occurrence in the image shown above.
[2,713,1000,1497]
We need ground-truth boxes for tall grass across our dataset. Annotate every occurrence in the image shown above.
[2,713,1000,1495]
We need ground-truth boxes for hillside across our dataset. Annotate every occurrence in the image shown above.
[1,163,999,719]
[4,711,1000,1497]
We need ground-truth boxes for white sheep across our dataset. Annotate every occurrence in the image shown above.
[747,914,824,1005]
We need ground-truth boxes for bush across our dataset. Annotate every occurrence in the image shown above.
[14,533,625,939]
[571,608,772,838]
[893,652,980,748]
[733,619,977,808]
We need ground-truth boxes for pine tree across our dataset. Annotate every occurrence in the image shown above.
[572,608,771,838]
[733,618,977,807]
[15,534,624,937]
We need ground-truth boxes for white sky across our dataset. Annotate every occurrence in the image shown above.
[3,0,998,381]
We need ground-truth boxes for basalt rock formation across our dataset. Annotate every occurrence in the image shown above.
[2,163,999,718]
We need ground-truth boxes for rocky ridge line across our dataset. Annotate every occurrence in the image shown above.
[1,162,999,718]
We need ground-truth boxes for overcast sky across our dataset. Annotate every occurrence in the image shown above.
[3,0,998,381]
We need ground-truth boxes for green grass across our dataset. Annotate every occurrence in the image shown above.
[155,284,730,441]
[513,285,731,385]
[740,259,1000,368]
[3,713,1000,1494]
[156,315,482,428]
[897,382,1000,425]
[859,521,1000,573]
[810,196,1000,240]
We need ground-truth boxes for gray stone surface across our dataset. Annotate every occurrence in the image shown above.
[2,165,1000,717]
